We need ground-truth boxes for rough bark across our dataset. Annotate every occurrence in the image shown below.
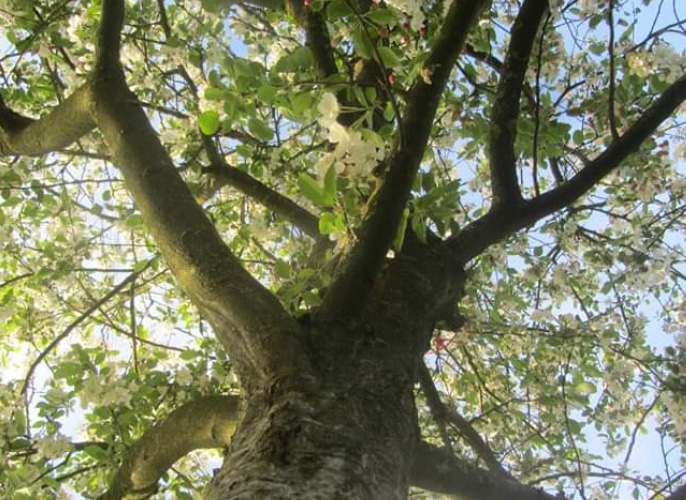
[208,233,466,499]
[210,349,418,499]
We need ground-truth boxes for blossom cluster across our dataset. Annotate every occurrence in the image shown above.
[316,92,385,181]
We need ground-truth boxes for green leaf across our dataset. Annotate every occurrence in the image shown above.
[324,165,337,202]
[232,58,254,78]
[274,54,296,73]
[567,419,583,434]
[200,0,221,12]
[327,0,353,19]
[257,84,278,103]
[365,87,377,103]
[248,118,274,142]
[275,260,291,279]
[377,46,401,68]
[318,212,344,235]
[411,213,427,243]
[198,110,220,135]
[125,214,144,228]
[205,87,226,101]
[574,381,596,395]
[292,47,314,69]
[180,349,197,361]
[367,8,398,25]
[352,25,374,60]
[83,445,109,463]
[54,362,82,379]
[292,92,313,115]
[298,173,332,207]
[222,92,242,120]
[383,102,395,122]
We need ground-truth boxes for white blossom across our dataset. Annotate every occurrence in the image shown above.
[37,432,71,459]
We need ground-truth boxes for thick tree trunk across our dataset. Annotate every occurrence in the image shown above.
[208,235,465,499]
[209,326,419,499]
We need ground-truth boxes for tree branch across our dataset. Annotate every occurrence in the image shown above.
[318,0,489,319]
[176,65,322,240]
[411,441,560,500]
[464,43,537,110]
[206,162,321,238]
[302,8,338,78]
[200,134,321,239]
[98,396,242,500]
[21,267,147,395]
[418,362,510,478]
[92,0,310,384]
[450,73,686,262]
[94,395,558,500]
[607,0,619,141]
[488,0,549,207]
[0,86,94,156]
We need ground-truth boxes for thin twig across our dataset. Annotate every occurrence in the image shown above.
[21,262,152,395]
[608,0,620,141]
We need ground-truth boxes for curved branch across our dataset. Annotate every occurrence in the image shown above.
[418,362,510,478]
[177,67,322,240]
[99,396,242,500]
[93,0,310,383]
[205,162,321,238]
[450,73,686,262]
[200,134,321,239]
[318,0,490,319]
[97,399,557,500]
[489,0,549,207]
[411,441,560,500]
[0,86,94,156]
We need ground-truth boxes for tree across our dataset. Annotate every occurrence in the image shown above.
[1,0,686,497]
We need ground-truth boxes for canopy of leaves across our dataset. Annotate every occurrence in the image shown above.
[0,0,685,499]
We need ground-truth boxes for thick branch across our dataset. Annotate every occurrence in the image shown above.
[318,0,489,319]
[96,0,125,72]
[489,0,549,206]
[93,0,310,384]
[99,396,242,500]
[302,8,338,77]
[200,134,321,238]
[0,86,94,156]
[450,73,686,262]
[411,441,560,500]
[206,163,321,238]
[464,43,537,110]
[97,396,561,500]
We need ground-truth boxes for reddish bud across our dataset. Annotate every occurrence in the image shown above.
[387,74,396,85]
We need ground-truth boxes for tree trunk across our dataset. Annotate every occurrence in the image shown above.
[209,327,419,499]
[208,235,466,499]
